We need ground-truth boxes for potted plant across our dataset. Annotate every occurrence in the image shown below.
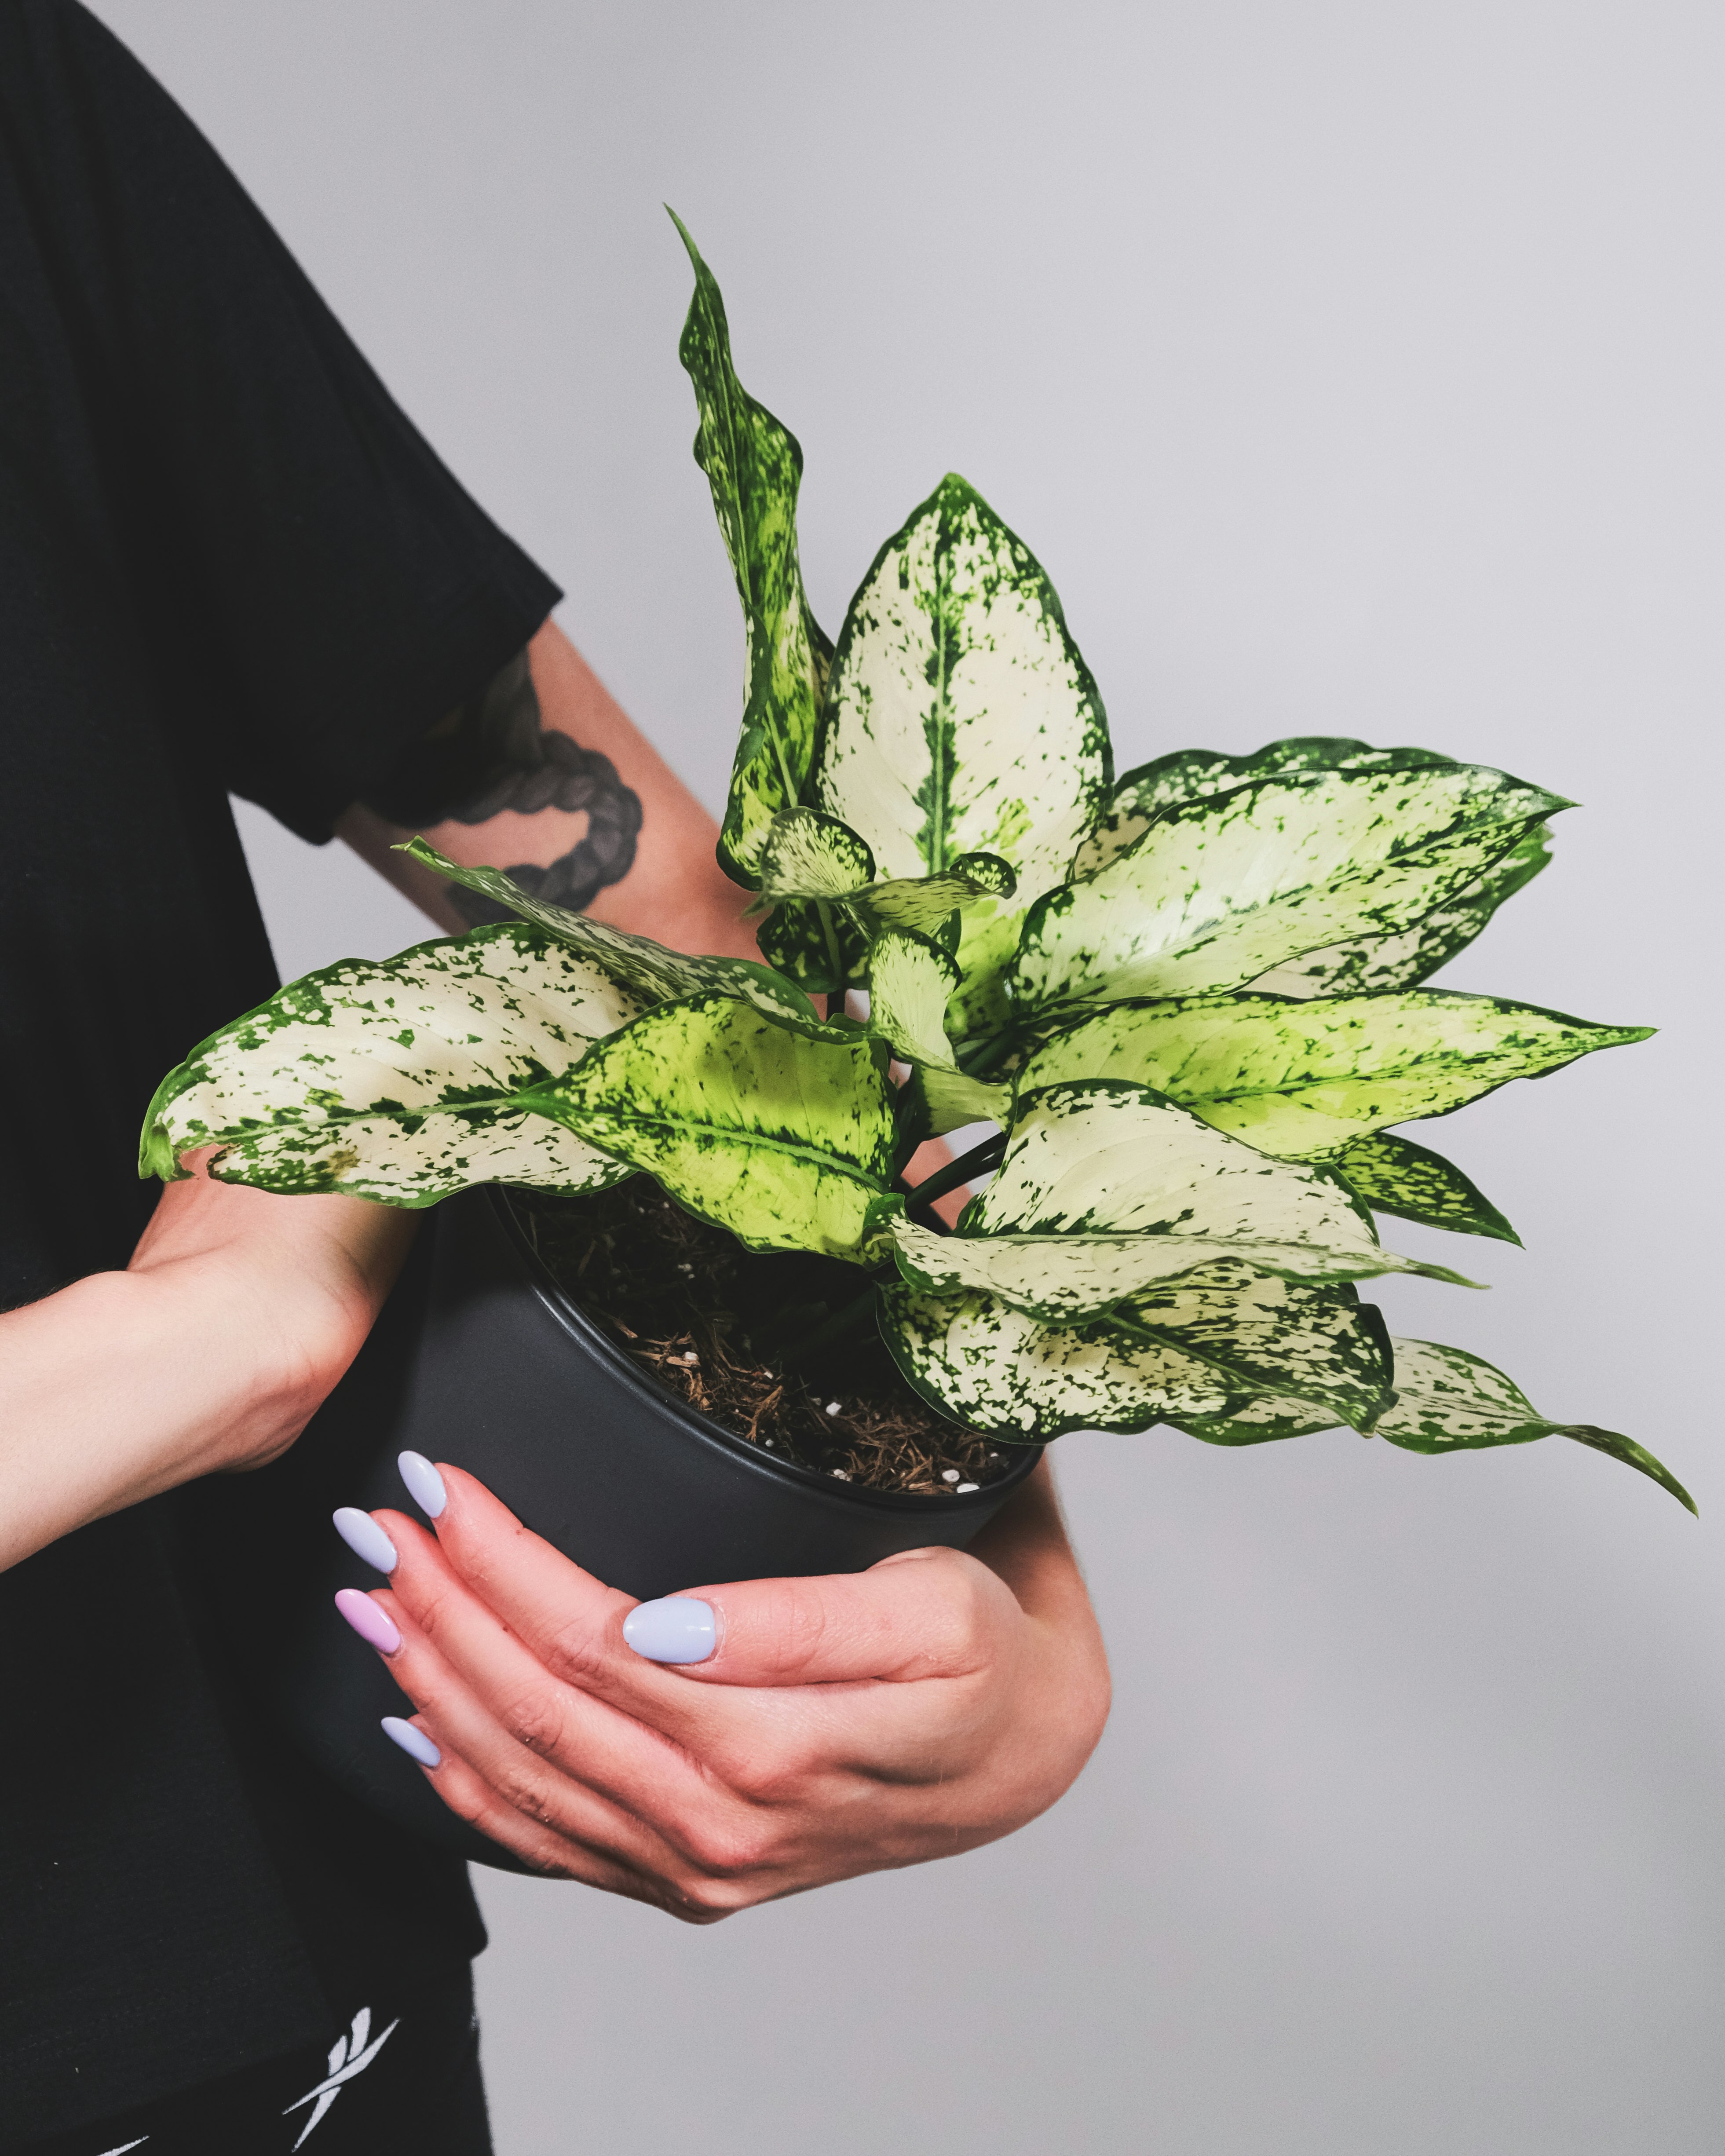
[140,217,1685,1863]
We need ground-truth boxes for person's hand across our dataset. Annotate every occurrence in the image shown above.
[0,1151,415,1572]
[127,1146,417,1470]
[343,1460,1110,1916]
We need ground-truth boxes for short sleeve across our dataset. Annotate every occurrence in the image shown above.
[0,0,562,841]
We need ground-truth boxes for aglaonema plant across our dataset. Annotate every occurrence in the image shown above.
[139,213,1689,1512]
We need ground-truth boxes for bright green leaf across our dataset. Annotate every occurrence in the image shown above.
[670,212,831,882]
[548,992,895,1259]
[1375,1337,1695,1513]
[865,929,1010,1126]
[1328,1131,1521,1245]
[139,923,637,1206]
[1015,989,1650,1158]
[1015,763,1566,1012]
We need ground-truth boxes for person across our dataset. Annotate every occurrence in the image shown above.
[0,4,1111,2149]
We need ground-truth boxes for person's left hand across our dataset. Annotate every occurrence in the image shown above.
[336,1459,1110,1916]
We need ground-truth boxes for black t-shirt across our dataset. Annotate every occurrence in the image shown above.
[0,4,561,2141]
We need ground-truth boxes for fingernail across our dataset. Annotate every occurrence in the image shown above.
[623,1597,716,1665]
[381,1716,440,1768]
[333,1507,397,1574]
[335,1588,400,1655]
[397,1451,447,1519]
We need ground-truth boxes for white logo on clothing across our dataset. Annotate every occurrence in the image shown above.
[281,2006,400,2149]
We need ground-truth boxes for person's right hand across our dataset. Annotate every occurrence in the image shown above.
[0,1150,414,1572]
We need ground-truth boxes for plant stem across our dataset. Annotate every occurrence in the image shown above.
[814,898,845,996]
[777,1282,881,1372]
[906,1131,1007,1213]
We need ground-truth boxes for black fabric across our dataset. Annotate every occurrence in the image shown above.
[18,1965,492,2156]
[0,4,561,2142]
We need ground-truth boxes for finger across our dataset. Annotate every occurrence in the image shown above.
[382,1710,722,1918]
[373,1514,730,1845]
[630,1545,1021,1690]
[391,1467,765,1741]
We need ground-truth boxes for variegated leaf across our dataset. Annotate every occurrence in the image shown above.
[1245,827,1553,998]
[1327,1131,1520,1245]
[755,808,875,902]
[139,923,636,1206]
[403,839,826,1035]
[1071,737,1454,878]
[853,852,1016,938]
[879,1270,1390,1441]
[1167,1398,1349,1446]
[866,930,1010,1126]
[1014,763,1566,1012]
[756,896,867,997]
[671,213,831,881]
[1015,990,1649,1159]
[1375,1337,1694,1513]
[1107,1267,1394,1431]
[887,1083,1477,1318]
[547,993,895,1259]
[879,1283,1236,1438]
[813,473,1110,1028]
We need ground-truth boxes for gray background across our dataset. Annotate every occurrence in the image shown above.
[91,3,1723,2149]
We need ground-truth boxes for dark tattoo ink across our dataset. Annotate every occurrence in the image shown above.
[358,647,643,919]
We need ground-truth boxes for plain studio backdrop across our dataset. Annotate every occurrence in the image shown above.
[87,4,1723,2150]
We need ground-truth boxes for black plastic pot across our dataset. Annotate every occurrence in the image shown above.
[276,1186,1041,1871]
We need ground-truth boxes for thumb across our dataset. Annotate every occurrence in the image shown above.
[623,1546,1014,1688]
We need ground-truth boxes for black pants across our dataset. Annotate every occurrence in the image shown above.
[21,1967,490,2156]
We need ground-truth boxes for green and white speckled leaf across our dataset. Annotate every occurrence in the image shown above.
[813,474,1110,1028]
[879,1269,1391,1441]
[1014,764,1565,1013]
[1375,1338,1694,1513]
[1015,990,1650,1159]
[887,1083,1476,1318]
[1327,1131,1520,1245]
[879,1285,1235,1439]
[854,852,1016,938]
[755,898,867,997]
[1167,1398,1350,1446]
[547,992,895,1259]
[1071,737,1453,878]
[865,930,1010,1126]
[403,839,825,1035]
[755,809,875,902]
[140,923,636,1206]
[1107,1267,1393,1431]
[1245,827,1553,998]
[671,214,831,882]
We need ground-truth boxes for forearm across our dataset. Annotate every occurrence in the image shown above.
[0,1266,307,1571]
[0,1162,416,1574]
[339,620,757,961]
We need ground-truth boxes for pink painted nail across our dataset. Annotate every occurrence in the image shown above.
[335,1587,401,1655]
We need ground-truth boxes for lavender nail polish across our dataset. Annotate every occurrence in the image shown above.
[333,1507,397,1574]
[398,1451,447,1519]
[623,1597,716,1664]
[335,1587,400,1655]
[381,1716,440,1769]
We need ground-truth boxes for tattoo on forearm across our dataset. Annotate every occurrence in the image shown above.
[358,648,643,920]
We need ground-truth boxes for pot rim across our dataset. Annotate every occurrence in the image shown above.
[486,1185,1042,1516]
